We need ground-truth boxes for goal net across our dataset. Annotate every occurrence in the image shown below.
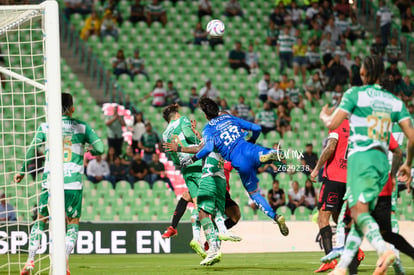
[0,1,66,274]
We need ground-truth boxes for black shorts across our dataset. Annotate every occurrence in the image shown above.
[225,191,238,209]
[318,178,346,212]
[371,196,391,233]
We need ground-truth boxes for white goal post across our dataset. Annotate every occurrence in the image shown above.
[0,1,65,275]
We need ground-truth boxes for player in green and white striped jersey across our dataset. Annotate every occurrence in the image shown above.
[15,93,104,275]
[320,55,414,275]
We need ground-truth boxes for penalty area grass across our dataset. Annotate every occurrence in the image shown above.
[0,252,412,274]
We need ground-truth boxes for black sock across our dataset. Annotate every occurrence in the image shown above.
[171,198,188,229]
[225,218,237,229]
[320,225,333,255]
[348,252,359,275]
[383,231,414,260]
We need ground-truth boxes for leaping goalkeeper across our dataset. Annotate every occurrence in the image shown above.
[15,93,104,275]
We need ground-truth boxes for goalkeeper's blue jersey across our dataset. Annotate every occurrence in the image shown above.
[196,114,261,161]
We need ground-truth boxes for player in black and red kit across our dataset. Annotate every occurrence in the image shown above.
[223,161,241,229]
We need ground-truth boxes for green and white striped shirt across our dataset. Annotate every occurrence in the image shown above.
[338,84,410,156]
[20,116,104,190]
[277,34,295,53]
[202,151,225,179]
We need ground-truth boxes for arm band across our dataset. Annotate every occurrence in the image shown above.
[177,146,182,152]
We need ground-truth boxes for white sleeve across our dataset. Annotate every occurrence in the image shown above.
[327,132,339,140]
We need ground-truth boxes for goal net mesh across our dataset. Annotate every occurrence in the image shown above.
[0,5,51,274]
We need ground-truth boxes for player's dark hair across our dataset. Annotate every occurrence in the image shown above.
[162,103,180,122]
[199,97,219,120]
[62,93,73,115]
[362,55,384,85]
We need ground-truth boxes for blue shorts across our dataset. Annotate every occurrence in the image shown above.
[229,141,271,193]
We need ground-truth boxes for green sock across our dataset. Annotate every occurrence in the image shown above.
[191,209,201,242]
[66,224,79,258]
[337,224,363,269]
[391,213,399,233]
[357,212,387,254]
[201,217,218,252]
[28,220,45,261]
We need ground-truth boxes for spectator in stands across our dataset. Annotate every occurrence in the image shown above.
[276,105,291,137]
[232,95,254,122]
[376,0,393,46]
[319,0,333,23]
[320,32,336,65]
[64,0,92,20]
[277,26,295,73]
[105,105,125,156]
[166,81,182,105]
[400,75,414,102]
[100,10,119,41]
[87,155,111,184]
[266,21,279,46]
[305,2,319,28]
[209,35,224,51]
[305,72,323,103]
[27,150,44,180]
[245,44,260,74]
[199,79,219,101]
[305,42,321,72]
[288,1,301,26]
[325,54,349,90]
[198,0,213,21]
[121,145,135,166]
[331,84,343,106]
[257,72,273,103]
[255,102,277,135]
[349,14,365,43]
[401,6,414,33]
[131,112,145,155]
[267,180,286,212]
[284,16,298,37]
[193,22,209,45]
[128,49,149,81]
[280,74,290,91]
[350,56,363,86]
[385,60,403,86]
[292,37,307,83]
[333,0,351,17]
[83,151,95,175]
[224,0,243,17]
[324,17,341,44]
[333,42,347,64]
[127,154,149,188]
[267,81,284,109]
[303,179,317,211]
[0,193,16,221]
[342,52,355,75]
[370,34,385,57]
[286,79,304,110]
[220,99,231,114]
[396,0,412,16]
[80,10,101,41]
[386,37,402,63]
[308,20,323,45]
[112,49,130,79]
[145,0,167,27]
[300,143,318,176]
[269,6,284,27]
[129,0,146,24]
[104,0,123,26]
[105,146,117,166]
[109,156,127,189]
[335,13,350,39]
[287,181,305,214]
[148,153,174,191]
[188,86,199,113]
[140,79,167,107]
[228,41,250,74]
[139,122,161,163]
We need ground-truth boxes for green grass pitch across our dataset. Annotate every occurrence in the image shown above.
[1,252,412,274]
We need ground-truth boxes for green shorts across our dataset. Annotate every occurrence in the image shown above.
[182,164,202,199]
[198,176,226,215]
[346,150,389,210]
[39,188,83,219]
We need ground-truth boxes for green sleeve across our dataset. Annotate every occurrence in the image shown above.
[19,126,46,174]
[338,88,357,114]
[85,123,105,155]
[181,116,200,145]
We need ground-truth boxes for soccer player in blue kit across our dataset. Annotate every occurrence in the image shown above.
[182,97,289,236]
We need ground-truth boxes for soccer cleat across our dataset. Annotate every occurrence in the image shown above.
[373,250,396,275]
[259,150,280,163]
[218,231,242,242]
[327,267,346,275]
[190,240,207,259]
[392,257,406,275]
[314,260,337,273]
[357,248,365,264]
[200,250,222,266]
[275,215,289,236]
[321,247,344,263]
[161,226,177,238]
[20,260,34,275]
[66,259,71,275]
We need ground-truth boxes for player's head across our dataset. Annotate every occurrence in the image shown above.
[199,97,219,120]
[360,55,384,85]
[62,93,74,116]
[162,103,180,122]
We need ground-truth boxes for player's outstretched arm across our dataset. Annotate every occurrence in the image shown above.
[398,118,414,185]
[319,105,348,130]
[234,116,262,143]
[85,124,105,156]
[310,137,338,182]
[163,141,202,154]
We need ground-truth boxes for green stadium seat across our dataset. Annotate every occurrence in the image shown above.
[295,206,312,221]
[277,206,292,221]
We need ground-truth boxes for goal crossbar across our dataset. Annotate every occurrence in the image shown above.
[0,66,45,90]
